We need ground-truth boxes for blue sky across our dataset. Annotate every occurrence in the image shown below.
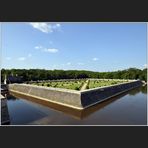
[1,22,147,72]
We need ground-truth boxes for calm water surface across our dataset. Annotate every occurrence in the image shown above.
[3,85,147,125]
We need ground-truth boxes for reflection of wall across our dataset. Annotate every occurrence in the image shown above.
[10,91,126,120]
[3,92,18,101]
[128,87,141,96]
[141,85,147,94]
[128,85,147,95]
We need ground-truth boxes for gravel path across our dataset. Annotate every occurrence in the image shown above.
[80,80,89,90]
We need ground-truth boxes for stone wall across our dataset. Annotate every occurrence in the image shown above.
[8,80,143,110]
[80,80,143,107]
[8,84,82,109]
[1,96,10,125]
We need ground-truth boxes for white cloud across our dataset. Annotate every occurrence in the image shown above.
[52,23,61,29]
[28,54,32,57]
[44,48,58,53]
[18,57,26,61]
[67,62,71,65]
[35,46,42,49]
[92,57,98,61]
[78,62,84,65]
[35,45,59,53]
[29,23,61,33]
[15,54,32,62]
[29,23,52,33]
[143,64,147,68]
[56,24,61,27]
[6,57,11,60]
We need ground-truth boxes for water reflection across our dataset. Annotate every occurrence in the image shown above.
[3,85,147,125]
[9,91,128,120]
[141,84,147,94]
[6,94,18,101]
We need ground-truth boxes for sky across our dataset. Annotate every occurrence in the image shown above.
[1,22,147,72]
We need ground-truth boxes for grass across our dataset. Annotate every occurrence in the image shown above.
[31,79,128,90]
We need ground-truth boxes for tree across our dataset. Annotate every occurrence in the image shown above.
[1,67,147,83]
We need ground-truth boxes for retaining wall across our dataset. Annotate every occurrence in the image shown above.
[8,80,143,110]
[8,84,82,109]
[80,80,143,107]
[1,95,10,125]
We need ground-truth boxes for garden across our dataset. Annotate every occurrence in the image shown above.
[31,79,129,91]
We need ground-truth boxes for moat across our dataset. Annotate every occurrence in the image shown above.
[2,85,147,125]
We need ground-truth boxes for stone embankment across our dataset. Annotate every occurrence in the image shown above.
[8,80,143,110]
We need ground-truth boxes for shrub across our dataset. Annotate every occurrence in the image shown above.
[86,85,89,89]
[111,82,117,85]
[75,86,79,90]
[54,84,57,87]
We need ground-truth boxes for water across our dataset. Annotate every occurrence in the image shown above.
[3,85,147,125]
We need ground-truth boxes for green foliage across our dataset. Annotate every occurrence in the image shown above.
[1,68,147,83]
[88,80,126,89]
[36,80,86,90]
[86,85,89,89]
[32,79,129,90]
[47,84,50,87]
[74,86,79,90]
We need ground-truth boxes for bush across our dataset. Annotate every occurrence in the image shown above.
[86,85,89,89]
[75,86,79,90]
[54,84,58,87]
[111,82,117,85]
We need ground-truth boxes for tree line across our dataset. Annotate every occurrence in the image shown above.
[1,68,147,83]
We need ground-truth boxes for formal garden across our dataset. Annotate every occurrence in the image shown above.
[31,79,129,91]
[31,80,85,90]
